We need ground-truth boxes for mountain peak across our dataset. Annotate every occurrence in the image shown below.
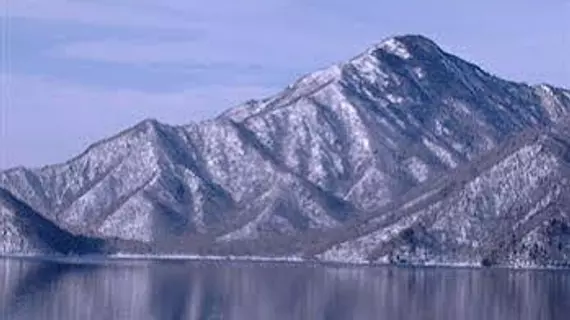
[366,34,442,60]
[293,34,444,88]
[390,34,439,46]
[291,34,441,86]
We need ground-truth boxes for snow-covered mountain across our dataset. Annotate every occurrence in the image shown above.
[1,34,570,267]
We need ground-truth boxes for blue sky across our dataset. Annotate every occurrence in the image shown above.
[0,0,569,168]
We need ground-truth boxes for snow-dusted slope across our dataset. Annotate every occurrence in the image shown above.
[1,34,570,267]
[316,125,570,267]
[0,188,53,254]
[0,188,122,255]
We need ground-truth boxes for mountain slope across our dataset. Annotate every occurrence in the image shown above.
[0,187,141,255]
[1,35,570,267]
[315,124,570,267]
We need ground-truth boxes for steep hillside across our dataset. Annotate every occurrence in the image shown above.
[316,124,570,267]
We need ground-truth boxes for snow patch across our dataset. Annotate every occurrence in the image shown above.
[451,142,465,153]
[406,157,429,183]
[434,119,446,136]
[450,99,472,115]
[378,38,412,59]
[413,67,426,79]
[350,54,391,86]
[422,138,457,168]
[296,65,342,88]
[386,93,404,104]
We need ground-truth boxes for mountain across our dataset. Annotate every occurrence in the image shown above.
[1,34,570,267]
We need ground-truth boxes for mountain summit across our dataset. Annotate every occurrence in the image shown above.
[2,35,570,267]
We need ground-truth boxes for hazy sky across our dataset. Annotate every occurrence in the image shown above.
[0,0,569,168]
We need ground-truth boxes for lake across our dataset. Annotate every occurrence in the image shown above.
[1,258,569,319]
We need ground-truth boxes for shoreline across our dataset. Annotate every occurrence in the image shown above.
[1,253,570,271]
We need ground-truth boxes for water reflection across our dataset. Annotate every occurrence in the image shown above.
[1,258,570,319]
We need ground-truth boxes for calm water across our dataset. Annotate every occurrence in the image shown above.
[1,258,570,320]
